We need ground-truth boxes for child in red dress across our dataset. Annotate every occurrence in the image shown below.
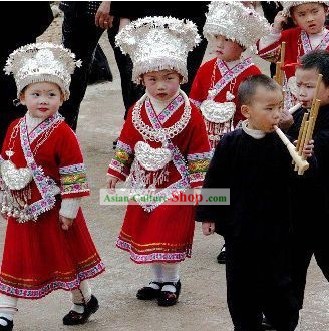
[107,16,212,307]
[0,43,105,330]
[258,1,329,109]
[189,1,270,150]
[190,1,271,264]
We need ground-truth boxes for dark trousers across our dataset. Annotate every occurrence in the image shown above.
[290,192,329,310]
[225,236,299,331]
[60,12,143,131]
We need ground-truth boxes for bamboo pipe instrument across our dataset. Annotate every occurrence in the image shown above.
[274,125,309,175]
[274,42,286,86]
[311,74,323,110]
[288,102,302,114]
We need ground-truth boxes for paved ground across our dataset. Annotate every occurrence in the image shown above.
[0,7,329,331]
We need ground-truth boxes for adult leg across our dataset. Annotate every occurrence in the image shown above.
[107,16,144,120]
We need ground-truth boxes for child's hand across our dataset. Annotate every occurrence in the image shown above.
[107,175,119,193]
[202,221,215,236]
[279,109,294,131]
[59,215,74,231]
[302,139,314,159]
[273,11,287,33]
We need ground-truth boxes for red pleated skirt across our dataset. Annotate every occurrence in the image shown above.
[116,203,195,263]
[0,205,105,299]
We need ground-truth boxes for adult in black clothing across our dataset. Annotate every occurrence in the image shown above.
[286,50,329,311]
[59,1,142,131]
[111,1,210,100]
[0,1,53,150]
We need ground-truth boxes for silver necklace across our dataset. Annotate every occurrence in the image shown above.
[132,89,191,142]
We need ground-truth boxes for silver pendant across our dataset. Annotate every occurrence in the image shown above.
[0,159,33,190]
[200,100,236,124]
[135,141,172,172]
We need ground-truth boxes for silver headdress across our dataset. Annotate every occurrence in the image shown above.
[115,16,201,84]
[203,1,271,51]
[281,1,329,16]
[4,42,82,101]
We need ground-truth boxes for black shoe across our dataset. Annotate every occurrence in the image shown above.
[112,138,118,150]
[136,281,162,300]
[157,280,181,307]
[0,317,13,331]
[217,244,226,264]
[63,294,99,325]
[261,316,276,330]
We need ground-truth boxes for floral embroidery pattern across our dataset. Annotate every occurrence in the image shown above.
[209,57,253,100]
[116,239,192,263]
[59,163,89,195]
[28,113,63,144]
[109,140,134,178]
[20,120,58,220]
[301,30,329,54]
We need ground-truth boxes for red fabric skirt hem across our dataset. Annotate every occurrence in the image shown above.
[0,261,105,300]
[116,239,192,264]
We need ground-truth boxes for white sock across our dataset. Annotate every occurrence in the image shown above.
[149,263,163,289]
[161,263,180,292]
[0,294,18,325]
[70,280,92,313]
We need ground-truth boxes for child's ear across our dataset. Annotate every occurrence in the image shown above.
[241,104,250,118]
[19,94,25,105]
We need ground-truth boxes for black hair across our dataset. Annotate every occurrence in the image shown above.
[237,74,281,106]
[299,50,329,87]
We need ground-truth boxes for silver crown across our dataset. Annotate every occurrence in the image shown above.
[281,1,329,16]
[203,1,271,51]
[115,16,201,84]
[4,42,82,101]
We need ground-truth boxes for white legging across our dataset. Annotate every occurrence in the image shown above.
[151,262,180,283]
[70,280,92,304]
[0,294,18,316]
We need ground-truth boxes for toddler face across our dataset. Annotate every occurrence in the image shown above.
[211,35,244,62]
[295,67,329,107]
[291,3,327,34]
[243,86,283,132]
[19,82,63,120]
[142,69,181,102]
